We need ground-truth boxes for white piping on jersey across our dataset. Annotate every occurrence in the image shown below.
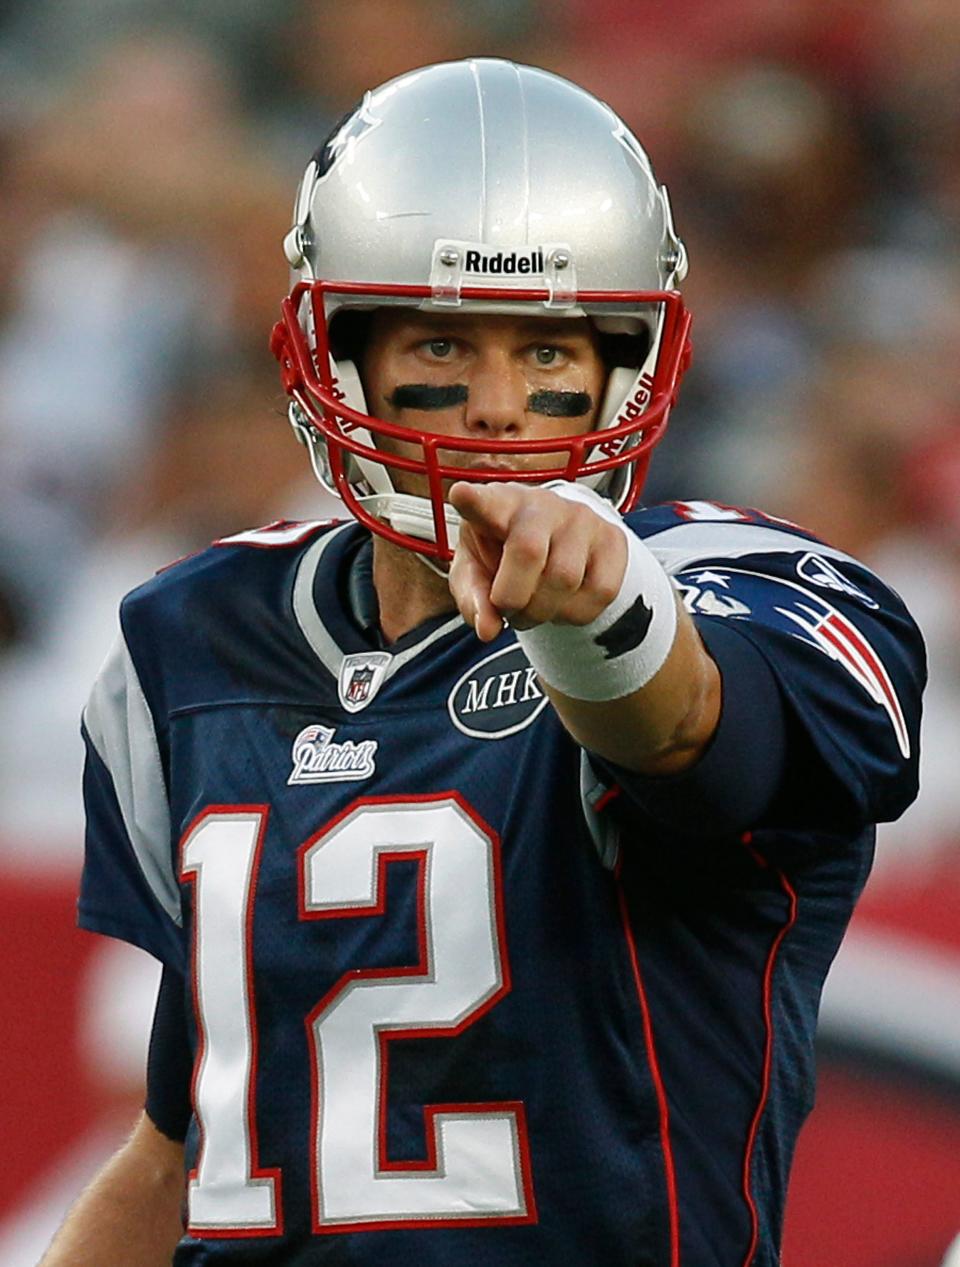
[579,752,620,871]
[83,632,181,927]
[643,522,863,577]
[292,526,350,672]
[293,524,463,681]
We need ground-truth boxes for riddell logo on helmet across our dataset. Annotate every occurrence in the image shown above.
[616,374,654,424]
[596,374,655,459]
[463,249,545,276]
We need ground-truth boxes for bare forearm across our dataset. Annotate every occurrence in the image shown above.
[40,1112,184,1267]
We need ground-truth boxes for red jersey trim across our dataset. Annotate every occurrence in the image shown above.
[739,834,799,1266]
[615,863,680,1267]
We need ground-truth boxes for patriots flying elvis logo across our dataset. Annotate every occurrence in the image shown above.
[675,564,910,759]
[776,596,910,759]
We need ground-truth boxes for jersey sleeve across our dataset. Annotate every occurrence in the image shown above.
[145,964,193,1141]
[605,511,926,836]
[79,628,185,970]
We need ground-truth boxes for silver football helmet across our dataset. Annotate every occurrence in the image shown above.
[272,57,691,560]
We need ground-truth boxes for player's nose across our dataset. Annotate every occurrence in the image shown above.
[463,351,527,437]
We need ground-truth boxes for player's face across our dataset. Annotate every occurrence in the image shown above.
[361,310,608,495]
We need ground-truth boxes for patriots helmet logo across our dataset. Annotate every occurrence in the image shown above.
[315,92,383,179]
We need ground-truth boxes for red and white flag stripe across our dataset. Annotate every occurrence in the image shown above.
[780,602,910,758]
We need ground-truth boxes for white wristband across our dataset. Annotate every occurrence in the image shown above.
[516,482,678,701]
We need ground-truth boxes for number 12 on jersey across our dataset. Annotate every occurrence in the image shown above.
[180,794,537,1236]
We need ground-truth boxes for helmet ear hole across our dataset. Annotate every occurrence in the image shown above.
[325,308,372,414]
[329,310,373,364]
[597,327,651,371]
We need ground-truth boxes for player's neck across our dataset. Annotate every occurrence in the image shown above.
[371,534,458,644]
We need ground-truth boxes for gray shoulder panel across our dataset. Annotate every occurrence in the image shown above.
[292,526,349,678]
[83,632,181,927]
[643,522,859,576]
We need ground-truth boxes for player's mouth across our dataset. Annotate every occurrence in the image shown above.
[455,459,524,475]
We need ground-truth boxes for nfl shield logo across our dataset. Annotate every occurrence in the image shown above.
[338,651,391,713]
[345,666,375,704]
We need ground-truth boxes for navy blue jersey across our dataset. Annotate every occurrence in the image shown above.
[79,502,924,1266]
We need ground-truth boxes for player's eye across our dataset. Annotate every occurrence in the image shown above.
[534,345,561,366]
[426,337,454,359]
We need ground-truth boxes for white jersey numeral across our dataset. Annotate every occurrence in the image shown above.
[180,807,281,1233]
[301,795,531,1230]
[180,795,534,1237]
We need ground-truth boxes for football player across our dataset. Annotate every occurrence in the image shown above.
[43,59,924,1266]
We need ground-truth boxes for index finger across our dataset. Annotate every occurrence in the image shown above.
[448,481,525,541]
[448,541,506,642]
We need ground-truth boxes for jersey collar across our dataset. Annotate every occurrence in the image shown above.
[292,522,464,681]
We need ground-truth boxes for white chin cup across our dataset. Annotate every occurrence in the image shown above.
[360,492,462,550]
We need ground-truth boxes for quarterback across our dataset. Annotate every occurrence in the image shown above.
[44,59,924,1266]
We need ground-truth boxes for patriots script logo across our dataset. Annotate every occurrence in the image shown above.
[288,725,378,784]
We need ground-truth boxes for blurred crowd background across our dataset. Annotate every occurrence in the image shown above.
[0,2,958,1265]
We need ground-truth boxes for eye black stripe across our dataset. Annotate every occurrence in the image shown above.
[388,384,469,410]
[527,391,593,417]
